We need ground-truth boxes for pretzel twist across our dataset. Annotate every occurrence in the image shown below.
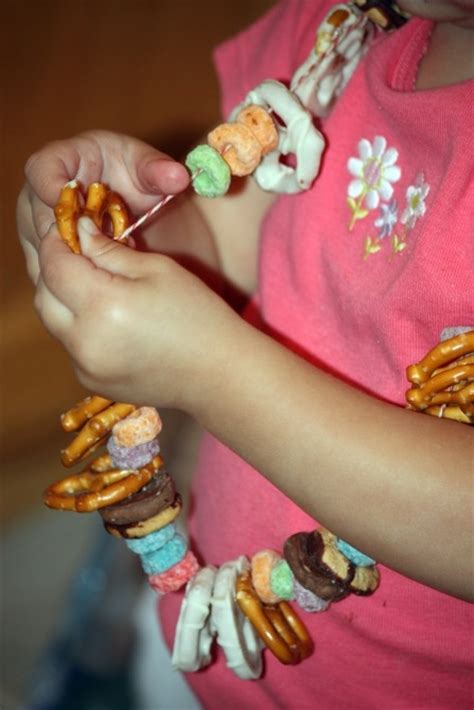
[54,180,130,254]
[235,571,313,665]
[60,395,114,432]
[61,402,137,467]
[406,332,474,424]
[44,455,163,512]
[406,332,474,386]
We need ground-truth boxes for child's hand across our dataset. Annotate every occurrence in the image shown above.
[17,130,190,284]
[35,216,241,411]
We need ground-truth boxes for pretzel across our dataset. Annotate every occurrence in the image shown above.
[61,402,136,467]
[235,571,313,665]
[406,331,474,424]
[54,180,130,254]
[44,454,163,512]
[406,365,474,409]
[424,405,472,424]
[60,395,113,432]
[406,332,474,386]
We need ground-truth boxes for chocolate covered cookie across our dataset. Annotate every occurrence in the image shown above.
[100,468,175,525]
[284,530,354,602]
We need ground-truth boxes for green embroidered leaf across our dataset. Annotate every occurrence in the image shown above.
[392,235,407,254]
[363,237,382,259]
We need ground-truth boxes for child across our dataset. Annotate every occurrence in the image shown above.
[17,0,473,707]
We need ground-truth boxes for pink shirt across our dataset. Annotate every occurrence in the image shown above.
[161,2,474,707]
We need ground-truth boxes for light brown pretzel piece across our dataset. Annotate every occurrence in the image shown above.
[406,332,474,386]
[61,395,113,432]
[61,402,137,467]
[406,332,474,424]
[235,571,313,665]
[54,181,130,254]
[44,455,163,512]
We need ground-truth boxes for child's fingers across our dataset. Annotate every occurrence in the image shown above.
[133,149,190,197]
[77,217,157,277]
[38,219,151,313]
[34,275,75,340]
[21,238,40,284]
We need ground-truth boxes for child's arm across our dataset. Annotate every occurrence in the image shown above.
[33,213,472,603]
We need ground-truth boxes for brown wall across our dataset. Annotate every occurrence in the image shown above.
[1,0,273,522]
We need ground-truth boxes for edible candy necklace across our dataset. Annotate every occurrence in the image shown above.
[45,1,473,682]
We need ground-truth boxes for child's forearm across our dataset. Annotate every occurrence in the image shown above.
[190,317,473,601]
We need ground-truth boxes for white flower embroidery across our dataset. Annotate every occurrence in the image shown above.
[347,136,401,211]
[400,173,430,229]
[374,198,398,238]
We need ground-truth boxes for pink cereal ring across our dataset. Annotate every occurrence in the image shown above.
[148,550,200,594]
[251,549,283,605]
[235,105,278,156]
[207,123,263,177]
[112,406,162,447]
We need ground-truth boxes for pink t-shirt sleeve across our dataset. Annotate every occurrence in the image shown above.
[213,0,335,119]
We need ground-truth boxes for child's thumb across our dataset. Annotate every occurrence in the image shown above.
[78,216,143,276]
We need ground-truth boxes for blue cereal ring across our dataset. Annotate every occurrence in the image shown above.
[140,534,187,575]
[185,144,231,198]
[336,538,376,567]
[126,524,176,555]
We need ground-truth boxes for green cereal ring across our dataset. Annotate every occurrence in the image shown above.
[270,559,295,600]
[185,144,231,198]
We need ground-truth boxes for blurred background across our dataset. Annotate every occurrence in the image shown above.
[1,1,273,707]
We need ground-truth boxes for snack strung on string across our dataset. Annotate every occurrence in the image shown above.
[54,180,130,253]
[406,330,474,424]
[235,568,313,666]
[43,454,162,512]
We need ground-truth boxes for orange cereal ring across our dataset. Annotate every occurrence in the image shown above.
[235,105,278,156]
[251,549,283,604]
[112,406,162,447]
[207,123,263,176]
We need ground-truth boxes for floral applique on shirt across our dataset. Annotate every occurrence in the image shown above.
[346,135,430,259]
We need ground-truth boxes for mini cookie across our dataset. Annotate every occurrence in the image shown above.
[283,530,354,601]
[349,565,380,596]
[140,533,187,575]
[104,494,182,539]
[99,469,175,526]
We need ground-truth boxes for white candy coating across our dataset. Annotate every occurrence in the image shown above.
[172,565,217,672]
[231,80,324,194]
[291,7,371,117]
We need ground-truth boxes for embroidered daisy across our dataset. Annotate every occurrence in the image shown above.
[401,173,430,229]
[347,136,401,211]
[374,198,398,238]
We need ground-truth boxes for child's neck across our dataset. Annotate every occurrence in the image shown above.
[416,21,474,89]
